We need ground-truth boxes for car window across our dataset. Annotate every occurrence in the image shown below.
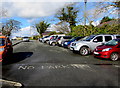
[116,36,120,39]
[63,36,72,39]
[105,39,118,46]
[105,36,112,42]
[93,36,103,42]
[85,35,95,41]
[0,38,5,46]
[6,38,11,44]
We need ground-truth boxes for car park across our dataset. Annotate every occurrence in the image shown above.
[63,36,84,48]
[57,36,73,46]
[70,34,120,56]
[94,39,120,61]
[0,36,13,62]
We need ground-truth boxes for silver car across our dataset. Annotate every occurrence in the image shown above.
[70,34,120,56]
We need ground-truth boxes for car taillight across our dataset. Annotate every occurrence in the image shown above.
[50,37,53,40]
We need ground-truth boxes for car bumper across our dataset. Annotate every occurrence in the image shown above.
[93,51,111,58]
[70,46,79,51]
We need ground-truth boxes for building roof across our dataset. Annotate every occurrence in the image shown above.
[98,19,120,27]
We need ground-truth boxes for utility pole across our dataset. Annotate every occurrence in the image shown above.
[84,0,87,26]
[83,0,87,36]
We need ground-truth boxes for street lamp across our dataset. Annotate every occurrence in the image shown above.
[84,0,87,25]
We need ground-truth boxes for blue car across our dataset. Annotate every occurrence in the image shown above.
[63,36,83,48]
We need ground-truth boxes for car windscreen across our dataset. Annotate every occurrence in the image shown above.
[23,37,29,38]
[63,36,72,39]
[84,35,95,41]
[104,39,119,46]
[0,38,5,46]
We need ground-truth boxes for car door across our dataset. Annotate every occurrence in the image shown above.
[2,38,8,58]
[117,43,120,56]
[90,36,103,51]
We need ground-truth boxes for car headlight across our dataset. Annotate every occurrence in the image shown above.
[0,48,4,52]
[102,48,112,52]
[64,42,68,45]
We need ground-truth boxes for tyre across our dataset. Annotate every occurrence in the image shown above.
[46,40,49,44]
[73,50,77,53]
[79,47,89,56]
[52,42,56,46]
[110,53,119,61]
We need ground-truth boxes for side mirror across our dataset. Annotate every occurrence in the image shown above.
[117,45,120,48]
[93,39,98,42]
[7,43,11,46]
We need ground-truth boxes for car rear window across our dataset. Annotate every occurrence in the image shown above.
[0,38,5,46]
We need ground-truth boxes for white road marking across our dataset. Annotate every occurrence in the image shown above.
[114,65,120,68]
[17,64,96,72]
[0,79,22,87]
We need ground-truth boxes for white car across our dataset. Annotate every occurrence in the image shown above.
[70,34,120,56]
[23,37,29,42]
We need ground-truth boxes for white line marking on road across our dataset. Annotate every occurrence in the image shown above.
[114,65,120,68]
[0,79,22,87]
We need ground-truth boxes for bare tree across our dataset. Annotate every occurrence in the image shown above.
[54,21,71,34]
[0,8,8,17]
[2,19,21,36]
[93,1,120,18]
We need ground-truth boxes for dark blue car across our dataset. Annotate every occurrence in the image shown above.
[63,36,83,48]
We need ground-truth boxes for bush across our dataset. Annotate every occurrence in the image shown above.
[67,23,119,37]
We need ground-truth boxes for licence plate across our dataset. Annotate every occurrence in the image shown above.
[94,52,99,55]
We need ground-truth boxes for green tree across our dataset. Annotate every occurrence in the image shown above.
[2,19,21,36]
[56,5,79,30]
[35,21,50,37]
[100,16,113,24]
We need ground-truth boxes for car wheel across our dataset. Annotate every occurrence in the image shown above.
[52,42,56,46]
[80,47,89,56]
[46,41,49,44]
[110,53,119,61]
[61,43,64,46]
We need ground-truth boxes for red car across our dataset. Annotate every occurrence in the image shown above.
[94,39,120,61]
[0,36,13,62]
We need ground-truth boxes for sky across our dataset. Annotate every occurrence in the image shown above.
[0,0,118,38]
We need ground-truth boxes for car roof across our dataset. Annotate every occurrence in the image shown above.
[0,36,7,38]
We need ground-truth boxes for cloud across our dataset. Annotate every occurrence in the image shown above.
[11,26,39,37]
[2,2,69,18]
[92,20,100,26]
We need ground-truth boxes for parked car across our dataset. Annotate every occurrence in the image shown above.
[49,36,62,46]
[23,37,29,42]
[0,36,13,62]
[42,35,56,43]
[49,35,65,46]
[63,36,84,48]
[39,36,49,42]
[70,34,120,56]
[94,39,120,61]
[58,36,73,46]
